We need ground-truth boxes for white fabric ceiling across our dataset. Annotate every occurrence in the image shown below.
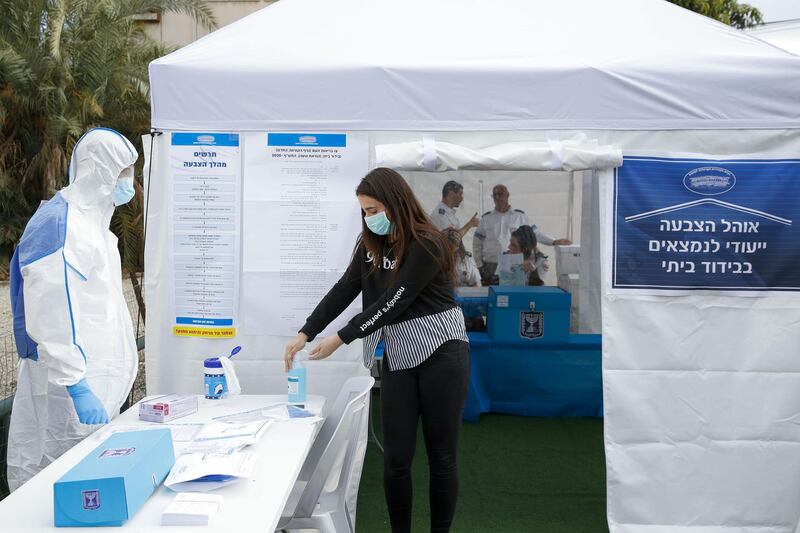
[150,0,800,131]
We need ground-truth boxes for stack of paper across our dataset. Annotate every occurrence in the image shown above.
[161,492,223,526]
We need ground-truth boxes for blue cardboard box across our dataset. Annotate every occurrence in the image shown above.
[54,429,175,527]
[487,286,571,342]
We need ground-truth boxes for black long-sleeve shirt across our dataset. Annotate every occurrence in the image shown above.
[300,238,468,370]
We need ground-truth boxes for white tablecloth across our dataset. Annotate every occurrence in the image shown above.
[0,395,325,532]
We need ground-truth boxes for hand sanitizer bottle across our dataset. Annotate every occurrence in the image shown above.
[288,350,308,406]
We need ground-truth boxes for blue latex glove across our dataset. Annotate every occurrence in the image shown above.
[66,379,109,425]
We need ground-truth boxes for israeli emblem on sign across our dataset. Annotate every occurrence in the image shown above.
[520,311,544,339]
[82,490,100,510]
[683,166,736,196]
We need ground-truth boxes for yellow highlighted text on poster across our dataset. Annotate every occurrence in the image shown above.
[173,326,236,338]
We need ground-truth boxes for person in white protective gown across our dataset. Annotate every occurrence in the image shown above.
[6,128,139,490]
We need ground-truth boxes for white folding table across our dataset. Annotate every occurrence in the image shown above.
[0,394,325,532]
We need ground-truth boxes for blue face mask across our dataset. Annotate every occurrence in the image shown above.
[364,211,394,235]
[112,177,135,206]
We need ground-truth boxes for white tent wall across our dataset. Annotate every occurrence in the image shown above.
[595,128,800,533]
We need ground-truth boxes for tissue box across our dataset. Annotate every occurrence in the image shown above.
[54,429,175,527]
[555,245,581,276]
[139,395,198,423]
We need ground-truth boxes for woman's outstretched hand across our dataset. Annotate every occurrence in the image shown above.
[284,332,308,372]
[309,335,344,361]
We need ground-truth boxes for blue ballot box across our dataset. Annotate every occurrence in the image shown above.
[53,429,175,527]
[487,286,571,342]
[454,286,489,318]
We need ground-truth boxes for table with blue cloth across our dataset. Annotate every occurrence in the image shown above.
[463,332,602,421]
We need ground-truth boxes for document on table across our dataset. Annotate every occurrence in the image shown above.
[164,451,258,492]
[161,492,224,526]
[194,419,272,442]
[180,419,273,454]
[93,423,204,443]
[213,404,322,425]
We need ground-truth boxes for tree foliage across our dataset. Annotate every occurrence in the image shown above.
[668,0,763,29]
[0,0,216,277]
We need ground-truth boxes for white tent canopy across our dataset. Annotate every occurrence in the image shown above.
[749,19,800,55]
[150,0,800,131]
[147,1,800,532]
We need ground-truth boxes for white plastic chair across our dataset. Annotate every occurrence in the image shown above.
[277,376,374,533]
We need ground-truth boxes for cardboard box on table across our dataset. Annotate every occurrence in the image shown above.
[487,286,571,342]
[53,429,175,527]
[139,394,199,423]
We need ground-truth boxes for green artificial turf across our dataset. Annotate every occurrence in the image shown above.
[356,393,608,532]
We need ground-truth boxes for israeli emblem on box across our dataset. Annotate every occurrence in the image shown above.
[520,311,544,339]
[100,447,136,458]
[81,490,101,510]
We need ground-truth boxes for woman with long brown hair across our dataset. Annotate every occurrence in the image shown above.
[508,224,549,286]
[284,167,470,533]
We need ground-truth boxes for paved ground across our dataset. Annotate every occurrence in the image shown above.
[0,278,147,403]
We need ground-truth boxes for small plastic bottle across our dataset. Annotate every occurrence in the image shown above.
[288,350,308,406]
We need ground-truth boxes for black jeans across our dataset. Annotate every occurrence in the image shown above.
[381,339,471,533]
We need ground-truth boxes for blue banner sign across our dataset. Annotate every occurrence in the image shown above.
[176,317,234,326]
[267,133,346,147]
[613,156,800,291]
[171,133,240,147]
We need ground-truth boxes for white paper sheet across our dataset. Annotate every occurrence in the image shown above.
[194,419,272,443]
[498,253,527,285]
[178,440,247,456]
[241,132,368,336]
[169,132,241,338]
[212,404,323,425]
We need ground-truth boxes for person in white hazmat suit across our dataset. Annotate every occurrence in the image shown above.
[6,128,139,490]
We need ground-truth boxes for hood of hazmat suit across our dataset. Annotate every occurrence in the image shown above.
[7,128,139,491]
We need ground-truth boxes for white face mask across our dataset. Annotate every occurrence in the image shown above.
[112,167,135,206]
[364,211,394,235]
